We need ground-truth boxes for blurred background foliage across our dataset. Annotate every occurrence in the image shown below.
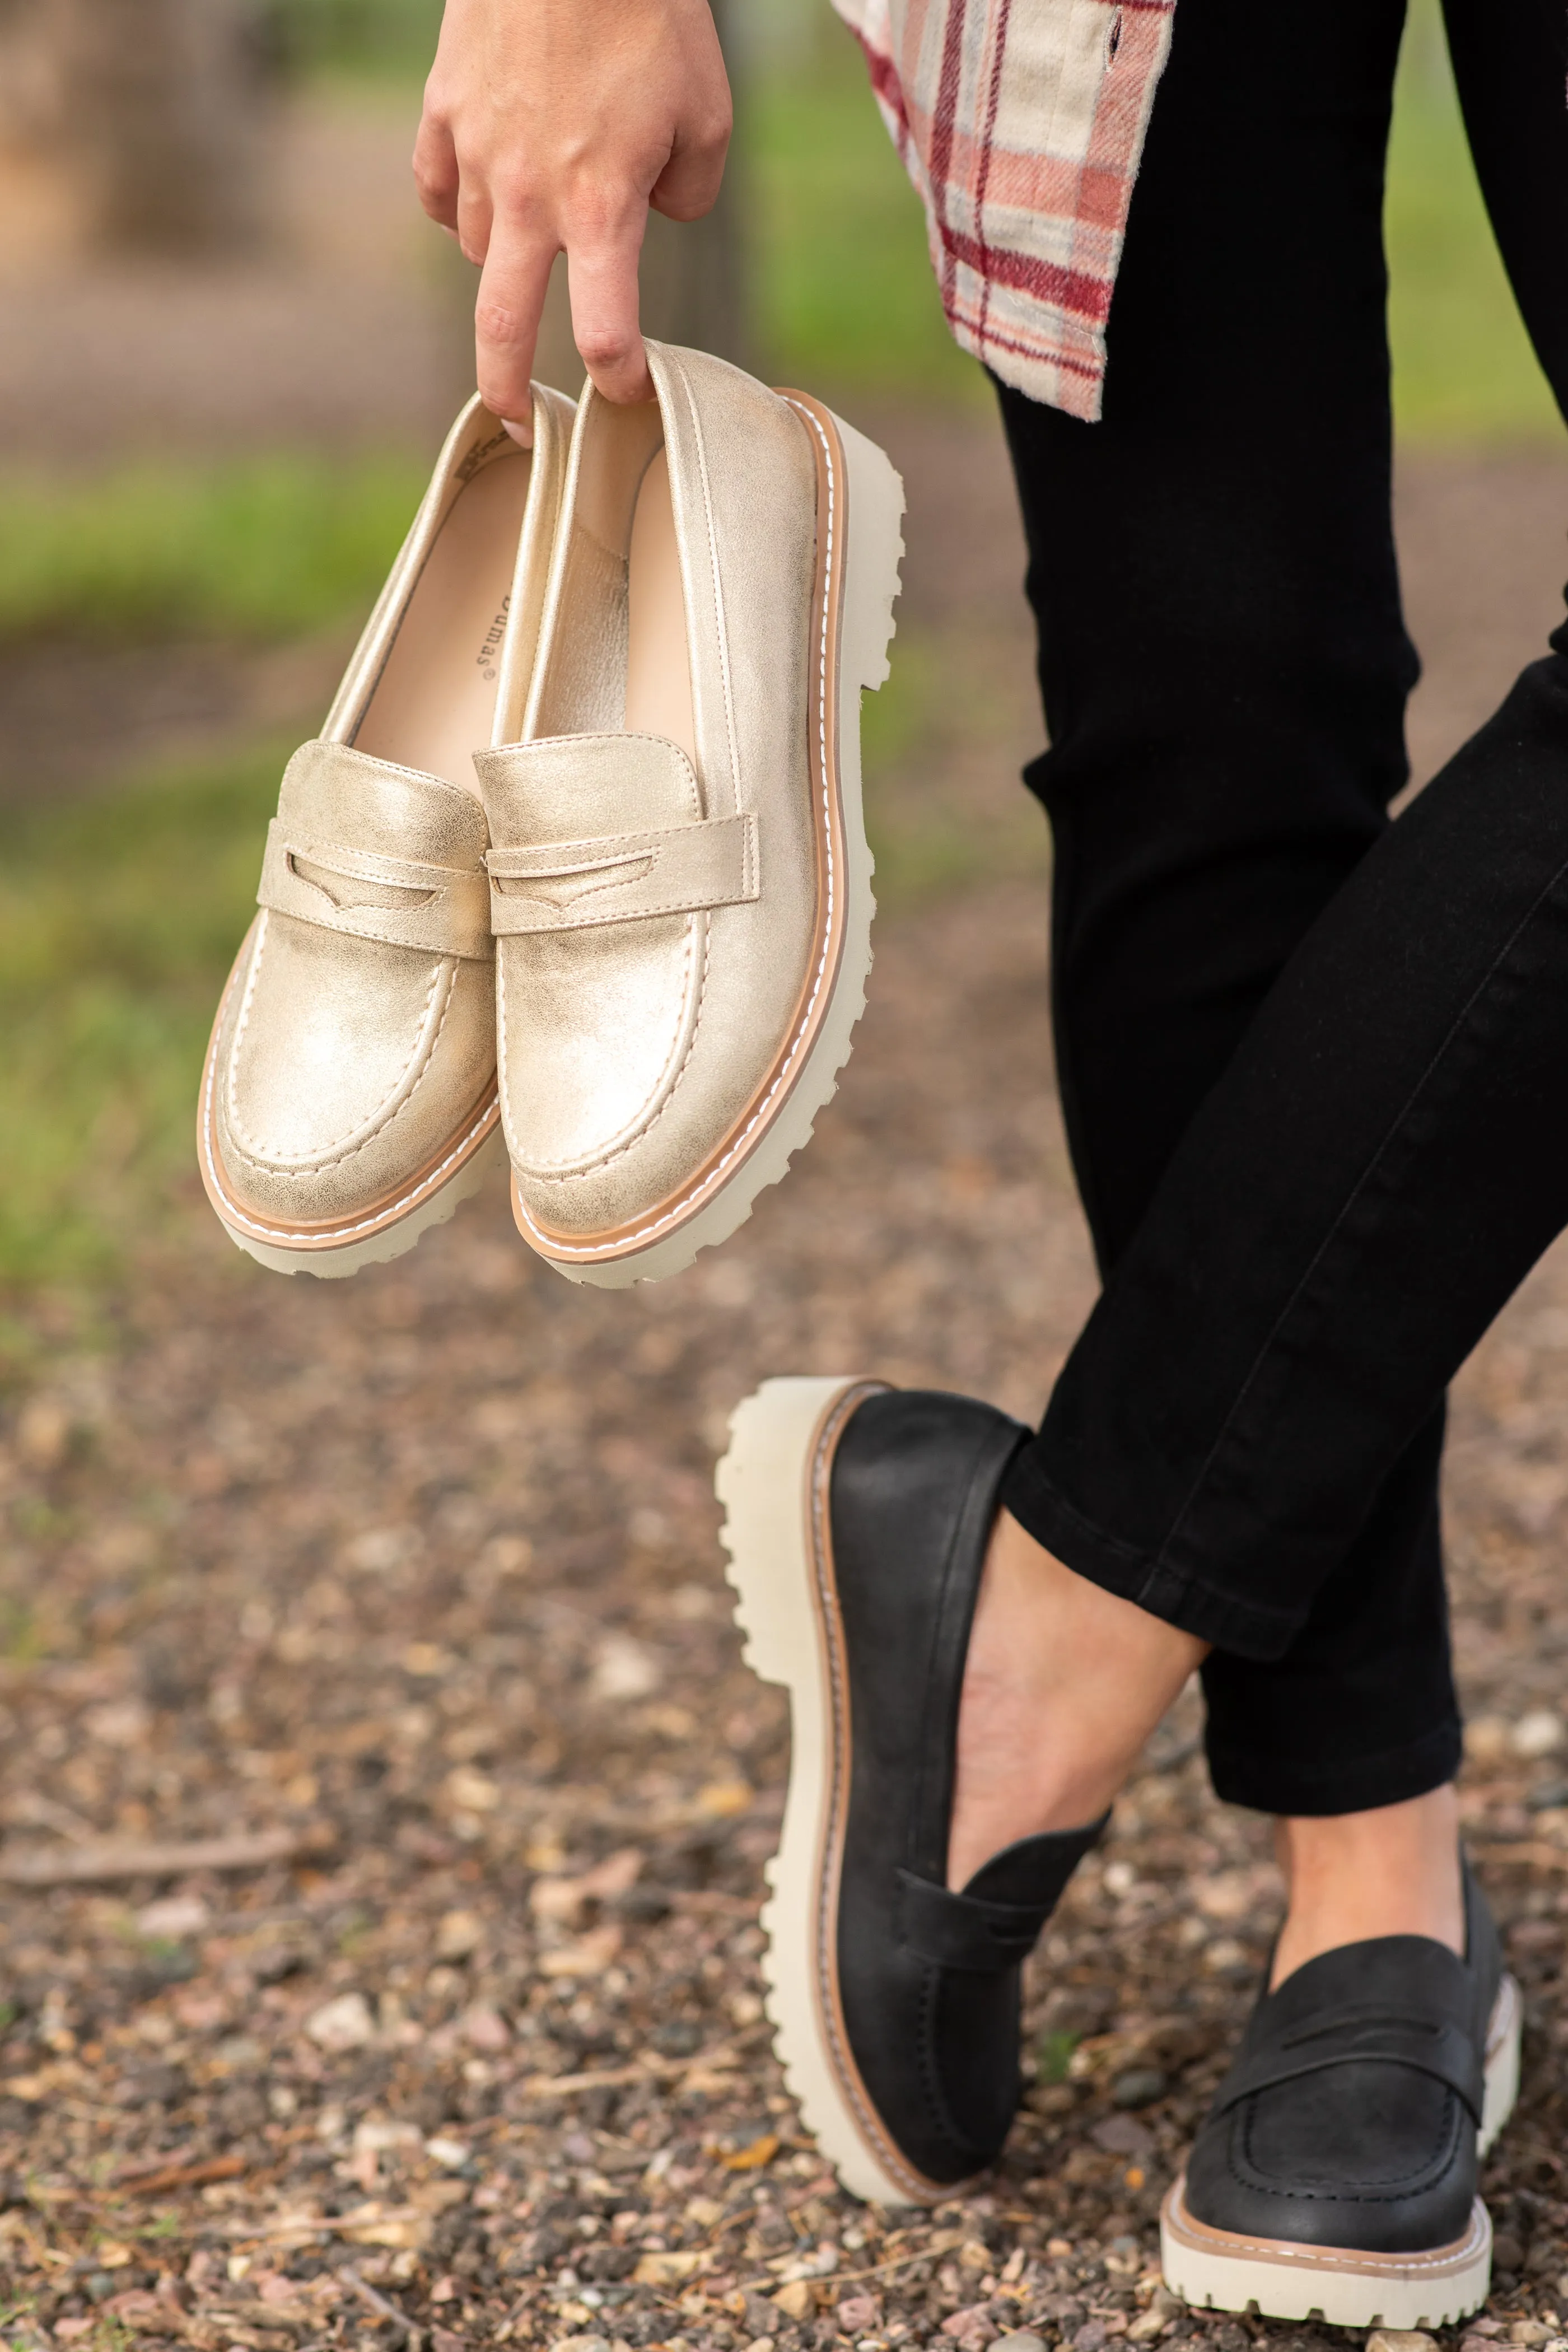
[0,0,1560,1294]
[0,0,1552,656]
[264,0,445,78]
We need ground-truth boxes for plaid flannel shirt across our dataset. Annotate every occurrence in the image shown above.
[832,0,1177,420]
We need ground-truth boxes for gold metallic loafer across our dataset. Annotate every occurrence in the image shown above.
[198,386,573,1277]
[475,340,904,1286]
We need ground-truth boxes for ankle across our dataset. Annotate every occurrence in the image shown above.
[1271,1785,1463,1988]
[948,1509,1207,1887]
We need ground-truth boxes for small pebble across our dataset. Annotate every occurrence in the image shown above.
[837,2296,881,2333]
[1110,2066,1168,2109]
[1513,1709,1565,1758]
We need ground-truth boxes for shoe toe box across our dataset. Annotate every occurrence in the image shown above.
[1184,2062,1478,2253]
[502,898,804,1243]
[209,913,494,1230]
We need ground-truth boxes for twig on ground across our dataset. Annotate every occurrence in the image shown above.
[666,1889,761,1917]
[518,2040,741,2098]
[339,2264,424,2349]
[113,2152,249,2195]
[0,1827,318,1885]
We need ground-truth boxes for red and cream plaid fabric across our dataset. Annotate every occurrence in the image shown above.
[832,0,1176,419]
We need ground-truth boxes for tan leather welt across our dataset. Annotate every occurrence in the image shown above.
[487,812,758,931]
[809,1383,959,2208]
[1162,2180,1489,2278]
[196,960,501,1249]
[202,1086,500,1248]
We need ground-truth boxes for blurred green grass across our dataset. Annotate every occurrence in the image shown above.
[1,0,1562,1293]
[265,0,445,80]
[0,455,426,645]
[745,30,984,408]
[0,749,284,1287]
[1385,0,1561,441]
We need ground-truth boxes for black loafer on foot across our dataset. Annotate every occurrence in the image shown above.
[1162,1866,1520,2327]
[717,1376,1105,2205]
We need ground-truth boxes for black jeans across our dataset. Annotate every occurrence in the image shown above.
[993,0,1568,1814]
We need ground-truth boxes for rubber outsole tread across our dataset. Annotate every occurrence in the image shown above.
[716,1376,951,2209]
[214,1125,505,1280]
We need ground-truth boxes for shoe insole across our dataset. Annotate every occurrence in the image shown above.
[353,447,531,793]
[625,446,697,766]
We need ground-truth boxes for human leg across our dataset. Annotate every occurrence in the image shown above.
[1002,631,1568,1707]
[723,535,1568,2231]
[722,0,1568,2250]
[995,0,1464,1825]
[717,664,1568,2213]
[1192,0,1568,1969]
[948,1504,1205,1888]
[997,0,1413,1266]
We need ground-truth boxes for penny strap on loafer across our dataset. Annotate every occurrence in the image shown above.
[259,739,493,960]
[1210,1999,1485,2124]
[259,823,493,958]
[487,813,759,932]
[477,732,761,932]
[897,1818,1107,1973]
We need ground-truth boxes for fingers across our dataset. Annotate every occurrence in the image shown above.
[648,94,732,222]
[412,108,461,234]
[567,223,652,404]
[648,8,731,222]
[474,228,557,429]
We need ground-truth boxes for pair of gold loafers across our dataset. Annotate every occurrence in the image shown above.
[197,344,904,1285]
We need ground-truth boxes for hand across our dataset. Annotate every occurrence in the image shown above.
[414,0,732,429]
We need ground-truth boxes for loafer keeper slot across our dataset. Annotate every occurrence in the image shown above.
[256,820,493,959]
[895,1869,1060,1973]
[487,811,759,932]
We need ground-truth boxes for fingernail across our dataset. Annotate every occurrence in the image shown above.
[501,417,533,449]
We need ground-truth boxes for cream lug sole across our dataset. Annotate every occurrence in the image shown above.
[716,1374,920,2206]
[536,407,903,1289]
[203,1113,506,1281]
[1160,1971,1522,2328]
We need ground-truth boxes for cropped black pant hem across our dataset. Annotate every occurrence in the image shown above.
[1000,1449,1302,1662]
[1203,1718,1464,1819]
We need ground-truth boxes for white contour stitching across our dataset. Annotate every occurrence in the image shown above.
[225,946,450,1169]
[201,962,498,1246]
[513,394,840,1258]
[507,911,707,1178]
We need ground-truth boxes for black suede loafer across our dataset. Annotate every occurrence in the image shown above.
[1162,1865,1520,2327]
[717,1376,1105,2204]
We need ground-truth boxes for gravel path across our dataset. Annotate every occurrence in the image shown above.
[6,862,1568,2351]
